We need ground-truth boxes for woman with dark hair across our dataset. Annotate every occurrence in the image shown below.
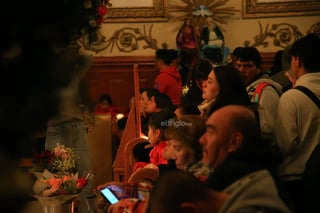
[198,65,251,117]
[178,58,212,115]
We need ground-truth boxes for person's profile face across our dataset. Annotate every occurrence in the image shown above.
[199,110,231,170]
[162,140,174,160]
[202,71,220,101]
[140,91,150,114]
[145,96,158,114]
[169,139,195,171]
[148,126,159,145]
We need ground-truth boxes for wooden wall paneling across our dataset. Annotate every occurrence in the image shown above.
[260,52,276,72]
[83,79,104,105]
[83,56,157,113]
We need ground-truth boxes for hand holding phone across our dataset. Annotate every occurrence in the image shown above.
[100,187,119,204]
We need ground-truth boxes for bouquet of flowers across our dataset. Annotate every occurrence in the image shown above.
[33,143,88,197]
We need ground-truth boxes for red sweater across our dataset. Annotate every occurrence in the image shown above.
[149,140,168,166]
[94,105,118,116]
[154,66,182,105]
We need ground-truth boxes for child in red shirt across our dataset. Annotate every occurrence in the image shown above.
[94,93,118,115]
[133,109,175,171]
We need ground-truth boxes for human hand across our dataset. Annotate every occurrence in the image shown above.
[96,181,124,191]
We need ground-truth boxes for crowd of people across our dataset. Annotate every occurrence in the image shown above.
[97,33,320,213]
[3,2,319,212]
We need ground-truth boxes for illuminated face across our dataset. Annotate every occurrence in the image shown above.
[234,60,261,86]
[145,96,159,114]
[162,140,174,160]
[202,70,220,101]
[147,126,160,146]
[169,138,195,171]
[199,110,232,170]
[139,91,150,114]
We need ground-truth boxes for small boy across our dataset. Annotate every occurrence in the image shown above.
[133,109,175,171]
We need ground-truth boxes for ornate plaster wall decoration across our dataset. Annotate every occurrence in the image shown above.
[244,22,320,49]
[168,0,239,28]
[79,30,109,53]
[79,24,167,53]
[307,22,320,35]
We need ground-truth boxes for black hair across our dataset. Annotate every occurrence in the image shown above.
[148,110,175,130]
[209,65,251,114]
[193,58,213,82]
[132,142,153,162]
[155,49,178,66]
[142,88,160,100]
[235,46,262,67]
[148,110,176,140]
[99,93,112,105]
[153,93,173,109]
[290,33,320,73]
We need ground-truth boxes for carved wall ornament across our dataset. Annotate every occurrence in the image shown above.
[79,30,109,53]
[79,25,167,53]
[244,22,320,49]
[168,0,239,29]
[307,22,320,35]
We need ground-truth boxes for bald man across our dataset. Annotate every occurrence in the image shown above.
[147,105,292,213]
[201,105,294,210]
[199,104,260,171]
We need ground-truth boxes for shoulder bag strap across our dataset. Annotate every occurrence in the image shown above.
[295,86,320,109]
[251,82,274,103]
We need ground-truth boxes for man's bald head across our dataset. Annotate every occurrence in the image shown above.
[200,104,261,170]
[214,104,260,142]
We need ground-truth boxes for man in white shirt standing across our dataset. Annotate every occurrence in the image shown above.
[275,33,320,213]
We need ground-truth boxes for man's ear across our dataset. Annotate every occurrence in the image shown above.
[297,56,304,68]
[228,132,243,152]
[292,56,300,67]
[180,202,199,213]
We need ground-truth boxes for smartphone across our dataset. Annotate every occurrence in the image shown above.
[100,187,119,204]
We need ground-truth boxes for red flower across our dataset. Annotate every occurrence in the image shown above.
[97,5,107,16]
[76,178,87,189]
[96,17,103,25]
